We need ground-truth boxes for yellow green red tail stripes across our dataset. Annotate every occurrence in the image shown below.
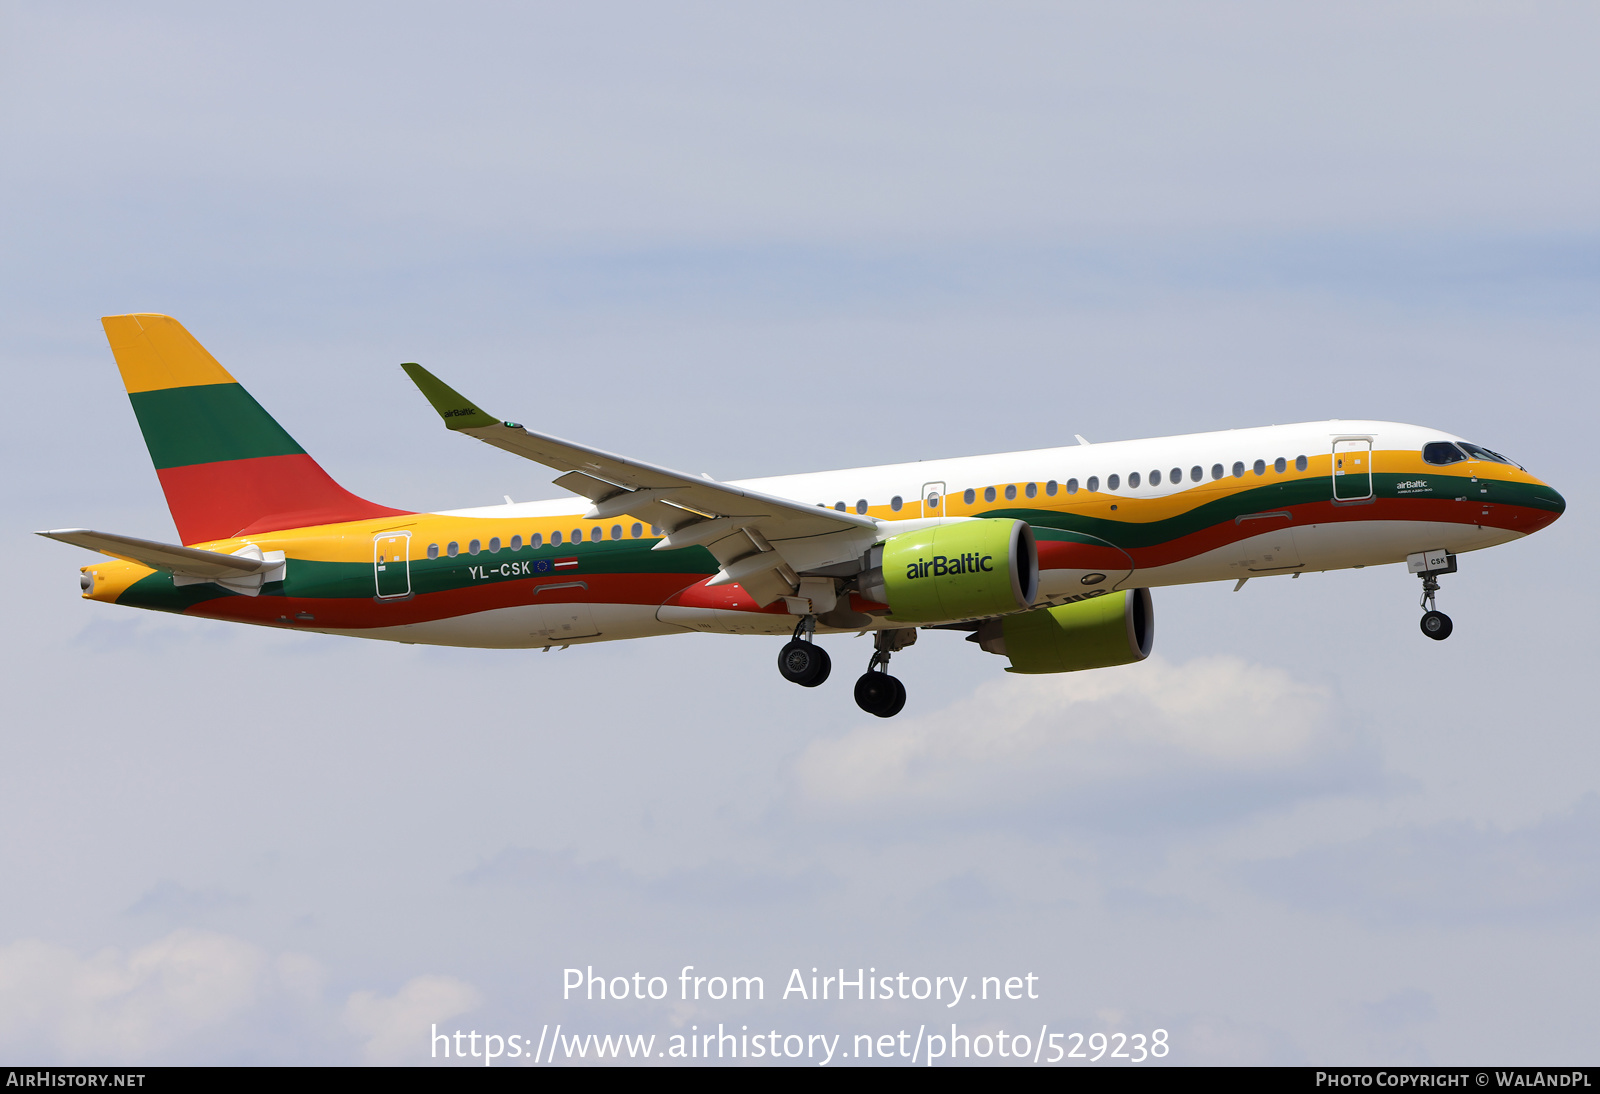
[101,314,407,544]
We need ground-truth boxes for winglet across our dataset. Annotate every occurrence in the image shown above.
[400,363,503,430]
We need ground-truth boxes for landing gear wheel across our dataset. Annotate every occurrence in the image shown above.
[778,640,831,686]
[854,672,906,717]
[1420,610,1453,641]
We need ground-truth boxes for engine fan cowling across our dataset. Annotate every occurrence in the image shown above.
[860,519,1038,624]
[982,587,1154,674]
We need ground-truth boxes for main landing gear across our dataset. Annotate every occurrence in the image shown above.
[854,630,914,719]
[1411,550,1458,642]
[776,619,915,717]
[777,616,831,687]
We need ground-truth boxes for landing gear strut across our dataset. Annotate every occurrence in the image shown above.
[777,616,831,687]
[1410,550,1457,641]
[854,629,914,718]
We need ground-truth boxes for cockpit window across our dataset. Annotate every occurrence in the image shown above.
[1422,442,1466,466]
[1458,442,1522,469]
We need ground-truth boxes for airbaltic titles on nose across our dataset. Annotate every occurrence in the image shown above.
[40,315,1567,718]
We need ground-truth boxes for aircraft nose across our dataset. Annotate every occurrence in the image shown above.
[1524,478,1565,531]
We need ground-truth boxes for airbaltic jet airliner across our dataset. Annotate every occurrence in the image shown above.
[42,315,1566,717]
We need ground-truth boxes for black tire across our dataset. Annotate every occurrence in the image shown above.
[854,671,903,717]
[778,640,831,686]
[882,675,907,718]
[1420,610,1453,641]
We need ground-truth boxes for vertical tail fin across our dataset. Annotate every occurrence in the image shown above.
[102,314,408,544]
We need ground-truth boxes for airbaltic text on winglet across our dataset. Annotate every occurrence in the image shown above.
[563,966,1039,1008]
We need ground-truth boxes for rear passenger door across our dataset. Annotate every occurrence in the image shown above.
[373,532,411,599]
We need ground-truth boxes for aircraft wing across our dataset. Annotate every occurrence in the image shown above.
[401,363,878,606]
[38,529,286,596]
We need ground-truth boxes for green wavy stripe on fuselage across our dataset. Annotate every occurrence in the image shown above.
[985,472,1558,549]
[114,536,719,610]
[985,476,1327,548]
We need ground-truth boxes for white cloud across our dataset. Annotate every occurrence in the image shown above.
[793,655,1369,827]
[344,975,483,1066]
[0,931,270,1061]
[0,930,481,1065]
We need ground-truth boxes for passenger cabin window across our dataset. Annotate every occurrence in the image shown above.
[551,531,562,546]
[1191,466,1203,482]
[1025,482,1037,499]
[890,495,903,512]
[488,537,501,553]
[510,535,523,550]
[964,489,976,504]
[427,543,440,560]
[1211,464,1224,480]
[1169,467,1180,484]
[1107,474,1120,491]
[1066,478,1079,494]
[611,525,622,540]
[1253,459,1265,476]
[447,541,459,557]
[631,523,643,538]
[855,499,868,514]
[1128,472,1141,489]
[468,539,481,555]
[532,533,543,548]
[834,502,846,511]
[1295,455,1308,471]
[1004,485,1017,500]
[1086,476,1099,492]
[1232,462,1245,478]
[984,486,996,502]
[1150,469,1162,487]
[1274,458,1286,473]
[1046,480,1058,496]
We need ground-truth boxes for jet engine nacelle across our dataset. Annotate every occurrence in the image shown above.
[859,518,1038,624]
[976,587,1154,674]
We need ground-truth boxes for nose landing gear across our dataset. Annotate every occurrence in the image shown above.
[854,629,915,718]
[777,616,831,687]
[1408,550,1457,642]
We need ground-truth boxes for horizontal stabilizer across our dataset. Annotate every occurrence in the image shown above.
[38,529,286,596]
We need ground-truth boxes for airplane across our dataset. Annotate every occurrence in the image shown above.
[40,314,1567,718]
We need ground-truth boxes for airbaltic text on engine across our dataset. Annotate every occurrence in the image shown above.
[906,553,994,579]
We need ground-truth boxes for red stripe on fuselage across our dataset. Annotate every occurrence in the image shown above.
[156,454,409,543]
[1112,496,1549,571]
[180,570,706,630]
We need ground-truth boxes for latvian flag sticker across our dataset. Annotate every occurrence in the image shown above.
[553,557,580,570]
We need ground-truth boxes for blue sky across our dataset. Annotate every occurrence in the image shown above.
[1,1,1596,1064]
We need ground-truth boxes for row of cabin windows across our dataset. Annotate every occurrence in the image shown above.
[820,455,1311,514]
[424,522,657,560]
